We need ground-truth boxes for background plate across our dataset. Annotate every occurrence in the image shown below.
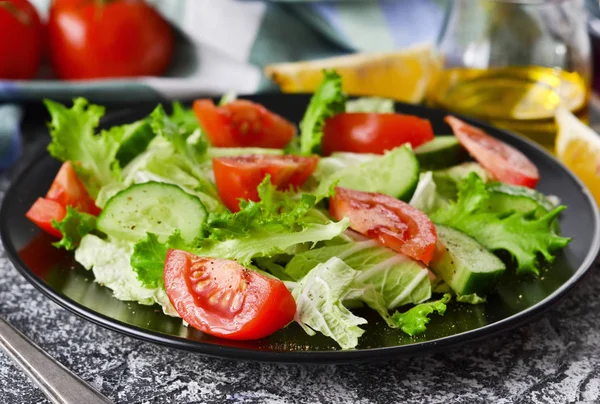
[1,94,599,364]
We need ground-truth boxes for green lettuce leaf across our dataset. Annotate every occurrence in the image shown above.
[456,293,487,305]
[45,98,122,197]
[51,206,96,251]
[430,173,570,275]
[285,239,431,308]
[195,220,348,267]
[130,231,188,288]
[291,257,369,350]
[299,70,347,156]
[75,234,178,316]
[198,179,347,265]
[432,162,491,201]
[130,233,168,288]
[170,101,201,134]
[150,104,209,168]
[409,171,445,214]
[218,91,238,106]
[391,293,451,336]
[346,97,394,113]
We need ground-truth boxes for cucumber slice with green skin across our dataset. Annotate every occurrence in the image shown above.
[97,182,207,243]
[415,136,468,170]
[430,224,506,295]
[486,182,554,216]
[334,145,420,201]
[486,182,560,231]
[116,120,156,166]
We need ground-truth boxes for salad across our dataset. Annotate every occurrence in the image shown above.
[25,71,570,350]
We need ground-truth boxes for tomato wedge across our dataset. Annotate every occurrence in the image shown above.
[25,198,67,238]
[329,187,437,264]
[164,250,296,340]
[193,99,296,148]
[322,113,434,155]
[445,116,539,188]
[213,154,319,212]
[46,162,101,215]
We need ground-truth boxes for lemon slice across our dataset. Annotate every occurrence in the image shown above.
[555,107,600,206]
[264,43,441,104]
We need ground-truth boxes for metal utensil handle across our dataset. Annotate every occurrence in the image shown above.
[0,316,113,404]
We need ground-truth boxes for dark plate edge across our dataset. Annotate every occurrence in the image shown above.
[2,99,599,364]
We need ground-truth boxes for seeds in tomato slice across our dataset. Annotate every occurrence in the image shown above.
[188,258,249,317]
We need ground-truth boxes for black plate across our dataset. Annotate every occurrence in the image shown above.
[2,94,599,364]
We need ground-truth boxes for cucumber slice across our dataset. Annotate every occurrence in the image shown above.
[334,145,420,201]
[116,120,156,166]
[415,136,468,170]
[486,182,554,216]
[486,182,560,231]
[430,225,506,295]
[97,182,207,243]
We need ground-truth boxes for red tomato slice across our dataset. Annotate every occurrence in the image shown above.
[329,187,437,264]
[25,198,67,238]
[193,99,296,149]
[445,116,539,188]
[46,162,101,215]
[322,113,434,155]
[213,154,319,212]
[164,250,296,340]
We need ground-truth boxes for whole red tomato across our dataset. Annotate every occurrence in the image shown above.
[0,0,43,79]
[48,0,174,80]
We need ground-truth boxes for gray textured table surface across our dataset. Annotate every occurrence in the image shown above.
[1,107,600,404]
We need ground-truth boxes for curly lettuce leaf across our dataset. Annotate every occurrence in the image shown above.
[150,104,209,168]
[430,173,570,275]
[196,220,348,267]
[170,101,201,134]
[206,175,338,237]
[299,70,347,156]
[431,162,491,201]
[130,231,188,288]
[45,98,122,197]
[51,206,96,251]
[391,293,451,336]
[199,179,347,265]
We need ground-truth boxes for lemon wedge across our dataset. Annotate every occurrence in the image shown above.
[264,43,441,104]
[555,107,600,206]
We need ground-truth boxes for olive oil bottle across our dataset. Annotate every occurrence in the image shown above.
[428,66,589,149]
